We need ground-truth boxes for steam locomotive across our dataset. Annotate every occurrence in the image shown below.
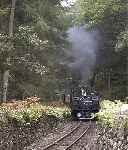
[69,87,101,120]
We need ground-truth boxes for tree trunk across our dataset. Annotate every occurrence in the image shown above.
[0,71,3,102]
[2,0,16,102]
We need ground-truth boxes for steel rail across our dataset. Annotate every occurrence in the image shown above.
[65,121,91,150]
[43,121,92,150]
[43,122,82,150]
[65,126,90,150]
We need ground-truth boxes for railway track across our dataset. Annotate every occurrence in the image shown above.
[42,121,92,150]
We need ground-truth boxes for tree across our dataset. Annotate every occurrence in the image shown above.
[75,0,128,98]
[2,0,16,102]
[0,0,71,101]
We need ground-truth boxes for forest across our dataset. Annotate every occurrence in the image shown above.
[0,0,127,102]
[0,0,128,150]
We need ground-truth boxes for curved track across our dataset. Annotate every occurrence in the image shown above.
[43,121,92,150]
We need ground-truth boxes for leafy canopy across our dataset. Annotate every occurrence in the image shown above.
[76,0,128,26]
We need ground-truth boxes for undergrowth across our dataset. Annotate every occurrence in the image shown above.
[0,97,71,126]
[97,100,128,128]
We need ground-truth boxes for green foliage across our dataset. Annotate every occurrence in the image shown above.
[116,26,128,51]
[8,103,43,124]
[97,100,128,128]
[0,107,8,126]
[75,0,128,99]
[0,0,71,100]
[0,8,9,16]
[0,102,71,125]
[45,106,71,119]
[76,0,127,26]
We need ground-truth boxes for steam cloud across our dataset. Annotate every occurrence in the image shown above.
[67,26,100,81]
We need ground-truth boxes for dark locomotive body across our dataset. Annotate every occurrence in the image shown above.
[70,88,100,120]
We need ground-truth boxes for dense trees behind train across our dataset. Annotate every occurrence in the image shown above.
[0,0,127,102]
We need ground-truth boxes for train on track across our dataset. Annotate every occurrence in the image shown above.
[70,87,101,120]
[64,86,101,120]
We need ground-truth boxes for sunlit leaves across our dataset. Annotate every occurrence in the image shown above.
[16,25,49,48]
[0,8,9,16]
[76,0,127,26]
[116,26,128,51]
[0,97,71,125]
[97,100,128,128]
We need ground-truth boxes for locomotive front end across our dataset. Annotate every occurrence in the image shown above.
[71,88,100,120]
[71,96,95,120]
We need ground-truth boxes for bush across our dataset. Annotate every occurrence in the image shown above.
[6,102,44,124]
[0,107,8,126]
[45,106,71,119]
[97,100,128,127]
[0,97,71,126]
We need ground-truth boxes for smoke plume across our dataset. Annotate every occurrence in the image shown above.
[67,26,100,81]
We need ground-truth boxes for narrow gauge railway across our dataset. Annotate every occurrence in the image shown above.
[43,121,93,150]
